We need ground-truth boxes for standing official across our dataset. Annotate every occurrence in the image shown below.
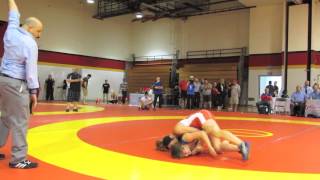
[102,80,110,103]
[0,0,43,169]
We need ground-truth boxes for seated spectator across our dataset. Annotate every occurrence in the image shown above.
[309,83,320,100]
[143,87,151,93]
[290,85,306,117]
[256,88,272,114]
[109,91,118,104]
[281,90,289,98]
[139,92,153,110]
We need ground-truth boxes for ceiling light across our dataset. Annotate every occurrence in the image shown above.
[87,0,95,4]
[135,12,144,19]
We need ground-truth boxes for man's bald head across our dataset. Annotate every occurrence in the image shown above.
[22,17,43,39]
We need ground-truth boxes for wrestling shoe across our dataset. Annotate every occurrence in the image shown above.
[9,160,38,169]
[239,141,250,161]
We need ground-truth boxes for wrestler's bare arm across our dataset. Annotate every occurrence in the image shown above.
[182,131,217,157]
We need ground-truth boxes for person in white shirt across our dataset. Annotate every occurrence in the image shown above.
[229,80,241,112]
[302,80,313,98]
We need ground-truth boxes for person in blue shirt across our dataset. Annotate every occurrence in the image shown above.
[290,85,306,117]
[152,77,163,109]
[186,77,195,109]
[309,83,320,100]
[0,0,43,169]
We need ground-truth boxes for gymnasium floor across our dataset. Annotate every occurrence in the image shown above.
[0,103,320,180]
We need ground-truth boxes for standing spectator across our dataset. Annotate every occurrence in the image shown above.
[66,69,82,112]
[45,74,55,101]
[62,80,67,100]
[57,79,67,101]
[82,74,91,104]
[0,0,43,168]
[211,81,220,109]
[194,78,201,108]
[273,81,279,97]
[152,77,163,109]
[225,81,232,108]
[229,80,241,112]
[186,76,195,109]
[266,81,274,96]
[119,78,128,104]
[290,85,306,117]
[302,80,313,98]
[199,78,205,108]
[179,78,188,108]
[102,80,110,103]
[217,79,227,110]
[202,79,212,109]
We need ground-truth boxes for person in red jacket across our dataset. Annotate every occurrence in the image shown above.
[179,78,188,108]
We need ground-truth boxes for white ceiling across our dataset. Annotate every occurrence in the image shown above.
[239,0,285,7]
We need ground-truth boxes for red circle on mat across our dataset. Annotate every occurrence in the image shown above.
[78,119,320,173]
[36,104,66,112]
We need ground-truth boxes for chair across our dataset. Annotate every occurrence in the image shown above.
[305,99,320,117]
[274,98,290,114]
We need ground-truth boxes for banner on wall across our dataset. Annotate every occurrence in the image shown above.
[305,99,320,117]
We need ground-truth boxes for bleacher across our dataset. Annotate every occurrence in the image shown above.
[127,65,171,93]
[179,62,238,82]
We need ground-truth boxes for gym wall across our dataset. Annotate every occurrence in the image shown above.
[248,1,320,103]
[0,0,132,60]
[132,9,250,58]
[248,3,284,103]
[0,0,127,101]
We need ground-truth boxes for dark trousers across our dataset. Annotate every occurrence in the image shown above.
[29,101,32,114]
[218,94,225,107]
[211,95,218,108]
[187,94,195,109]
[173,95,179,106]
[290,102,305,117]
[256,101,271,114]
[46,88,54,101]
[121,91,127,104]
[153,94,163,108]
[194,92,200,108]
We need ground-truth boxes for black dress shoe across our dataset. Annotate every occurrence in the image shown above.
[0,153,5,160]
